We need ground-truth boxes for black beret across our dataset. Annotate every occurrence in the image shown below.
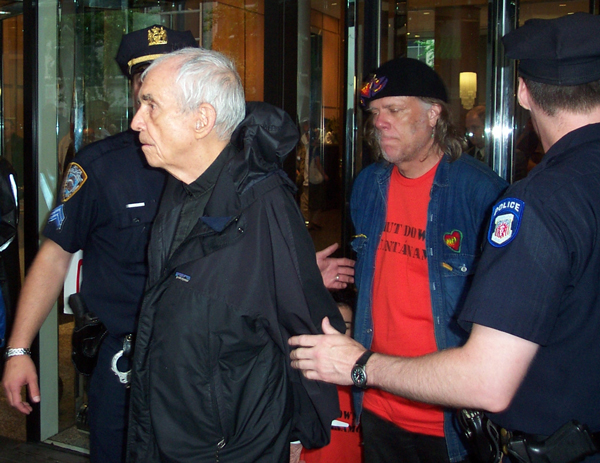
[115,25,198,79]
[502,13,600,85]
[360,57,448,106]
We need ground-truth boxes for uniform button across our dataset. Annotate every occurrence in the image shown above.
[238,227,244,233]
[366,328,373,333]
[460,265,467,272]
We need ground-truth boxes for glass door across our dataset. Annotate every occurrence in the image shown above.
[349,0,594,184]
[0,4,25,443]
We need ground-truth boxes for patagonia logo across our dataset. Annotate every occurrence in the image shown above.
[443,230,462,253]
[48,205,66,231]
[488,198,525,247]
[175,272,191,283]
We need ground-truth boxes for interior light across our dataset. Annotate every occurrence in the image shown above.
[459,72,477,110]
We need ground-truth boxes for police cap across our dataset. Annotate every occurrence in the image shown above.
[502,13,600,86]
[360,57,448,107]
[116,25,197,79]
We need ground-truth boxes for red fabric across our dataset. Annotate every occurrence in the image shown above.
[300,386,363,463]
[363,164,444,437]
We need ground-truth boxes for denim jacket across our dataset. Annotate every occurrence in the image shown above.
[350,154,507,462]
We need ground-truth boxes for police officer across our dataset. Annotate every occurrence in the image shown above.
[290,12,600,462]
[2,25,197,463]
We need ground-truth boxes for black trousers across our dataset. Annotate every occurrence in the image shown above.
[88,335,130,463]
[362,409,464,463]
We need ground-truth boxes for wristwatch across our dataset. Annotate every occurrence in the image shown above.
[4,347,32,360]
[351,350,374,389]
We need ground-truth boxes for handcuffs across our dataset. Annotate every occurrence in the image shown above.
[111,334,134,386]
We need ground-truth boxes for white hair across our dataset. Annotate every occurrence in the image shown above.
[144,48,246,140]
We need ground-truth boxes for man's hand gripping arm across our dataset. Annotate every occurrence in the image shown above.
[290,318,539,413]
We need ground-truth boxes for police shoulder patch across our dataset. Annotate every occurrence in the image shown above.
[62,162,87,202]
[488,198,525,247]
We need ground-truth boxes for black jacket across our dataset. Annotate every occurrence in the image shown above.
[127,102,345,463]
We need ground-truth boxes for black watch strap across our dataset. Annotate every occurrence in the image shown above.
[355,350,374,368]
[351,350,374,389]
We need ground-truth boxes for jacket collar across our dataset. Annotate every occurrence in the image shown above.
[375,153,452,187]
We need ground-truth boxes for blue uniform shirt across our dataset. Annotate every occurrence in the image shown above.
[460,123,600,445]
[44,130,166,336]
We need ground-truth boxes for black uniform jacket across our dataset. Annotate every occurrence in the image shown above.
[127,102,345,463]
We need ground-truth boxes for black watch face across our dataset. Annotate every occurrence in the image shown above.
[352,365,367,387]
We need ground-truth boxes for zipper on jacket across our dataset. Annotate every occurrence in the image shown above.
[208,373,227,456]
[215,437,226,462]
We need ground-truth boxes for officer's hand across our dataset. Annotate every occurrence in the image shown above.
[289,317,365,385]
[316,243,355,290]
[2,355,40,414]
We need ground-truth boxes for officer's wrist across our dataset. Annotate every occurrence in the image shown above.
[4,346,32,360]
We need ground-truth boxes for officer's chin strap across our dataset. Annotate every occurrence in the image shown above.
[111,334,134,386]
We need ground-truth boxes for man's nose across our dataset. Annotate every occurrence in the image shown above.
[130,108,145,132]
[373,114,388,130]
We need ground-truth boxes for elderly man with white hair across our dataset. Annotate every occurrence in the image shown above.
[127,47,345,463]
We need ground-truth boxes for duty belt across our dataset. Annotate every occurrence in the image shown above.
[459,409,600,463]
[501,421,600,463]
[111,334,134,386]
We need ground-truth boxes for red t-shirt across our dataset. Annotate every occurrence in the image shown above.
[363,163,444,437]
[300,386,363,463]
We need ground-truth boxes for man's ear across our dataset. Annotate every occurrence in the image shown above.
[517,77,531,111]
[195,103,217,138]
[428,103,442,127]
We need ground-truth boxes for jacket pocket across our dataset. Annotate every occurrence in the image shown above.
[115,202,157,264]
[439,255,475,277]
[440,254,476,319]
[117,200,157,228]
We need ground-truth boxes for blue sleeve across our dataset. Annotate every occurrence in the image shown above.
[459,188,571,345]
[43,158,100,253]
